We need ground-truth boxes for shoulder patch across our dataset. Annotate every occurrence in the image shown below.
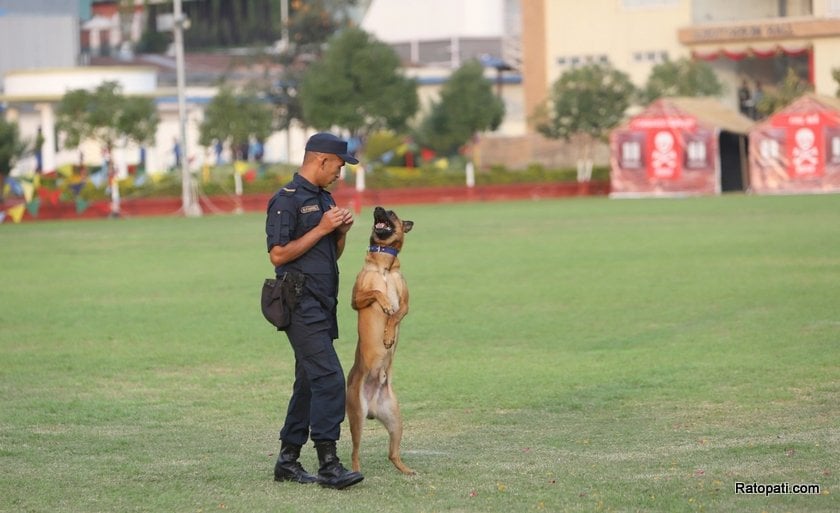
[300,205,320,214]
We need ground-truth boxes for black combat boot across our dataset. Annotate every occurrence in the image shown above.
[313,440,364,490]
[274,442,317,484]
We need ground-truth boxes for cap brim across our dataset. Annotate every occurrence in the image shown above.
[340,153,359,165]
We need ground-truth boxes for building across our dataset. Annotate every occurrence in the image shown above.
[11,1,840,176]
[0,0,81,83]
[523,0,840,134]
[81,0,145,61]
[362,0,520,69]
[361,0,526,147]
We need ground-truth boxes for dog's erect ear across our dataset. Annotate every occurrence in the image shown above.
[402,221,414,233]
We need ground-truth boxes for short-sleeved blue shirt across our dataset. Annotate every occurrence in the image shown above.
[265,173,340,307]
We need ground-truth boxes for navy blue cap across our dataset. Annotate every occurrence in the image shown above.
[305,132,359,165]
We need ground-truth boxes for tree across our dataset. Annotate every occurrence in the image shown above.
[56,81,158,157]
[0,116,26,205]
[415,60,505,155]
[299,27,418,141]
[264,1,358,158]
[199,85,273,159]
[534,63,636,180]
[756,68,812,118]
[270,68,306,134]
[56,81,158,215]
[641,57,723,104]
[286,0,358,55]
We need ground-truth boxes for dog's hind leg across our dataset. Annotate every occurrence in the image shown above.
[346,370,367,473]
[377,387,415,475]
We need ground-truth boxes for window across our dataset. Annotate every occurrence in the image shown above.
[760,139,780,159]
[685,139,708,169]
[621,141,642,169]
[829,133,840,164]
[558,55,611,69]
[633,50,669,64]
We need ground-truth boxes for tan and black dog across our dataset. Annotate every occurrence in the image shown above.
[346,206,415,475]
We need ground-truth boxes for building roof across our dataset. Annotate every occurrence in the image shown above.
[667,97,755,133]
[629,97,755,134]
[767,92,840,117]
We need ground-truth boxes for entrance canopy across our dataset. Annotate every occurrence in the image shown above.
[691,43,811,61]
[610,97,753,198]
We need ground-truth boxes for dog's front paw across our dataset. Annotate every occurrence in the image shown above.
[380,304,394,315]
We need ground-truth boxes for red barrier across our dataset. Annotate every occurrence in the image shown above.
[5,181,610,222]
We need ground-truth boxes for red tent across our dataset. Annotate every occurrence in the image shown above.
[610,97,753,198]
[749,93,840,195]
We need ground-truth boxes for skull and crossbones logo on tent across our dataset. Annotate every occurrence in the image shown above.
[651,131,678,178]
[791,127,819,176]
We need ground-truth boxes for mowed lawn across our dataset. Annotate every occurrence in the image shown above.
[0,194,837,513]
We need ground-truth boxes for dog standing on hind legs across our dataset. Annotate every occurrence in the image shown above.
[347,206,416,475]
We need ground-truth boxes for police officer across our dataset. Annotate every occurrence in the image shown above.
[265,132,363,490]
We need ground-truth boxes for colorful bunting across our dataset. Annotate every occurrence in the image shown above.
[75,197,89,214]
[7,203,25,223]
[21,181,34,203]
[7,177,23,197]
[38,187,61,206]
[89,171,106,188]
[70,182,85,197]
[56,164,75,178]
[26,198,41,217]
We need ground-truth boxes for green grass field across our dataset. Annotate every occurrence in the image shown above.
[1,194,838,513]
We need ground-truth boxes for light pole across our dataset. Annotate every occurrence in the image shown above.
[281,0,289,45]
[174,0,201,217]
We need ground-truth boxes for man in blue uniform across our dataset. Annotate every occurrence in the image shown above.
[265,132,363,490]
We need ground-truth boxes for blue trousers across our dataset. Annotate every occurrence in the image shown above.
[279,300,345,446]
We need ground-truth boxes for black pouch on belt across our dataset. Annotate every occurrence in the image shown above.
[261,272,305,331]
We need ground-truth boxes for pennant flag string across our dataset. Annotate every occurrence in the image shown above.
[8,203,25,223]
